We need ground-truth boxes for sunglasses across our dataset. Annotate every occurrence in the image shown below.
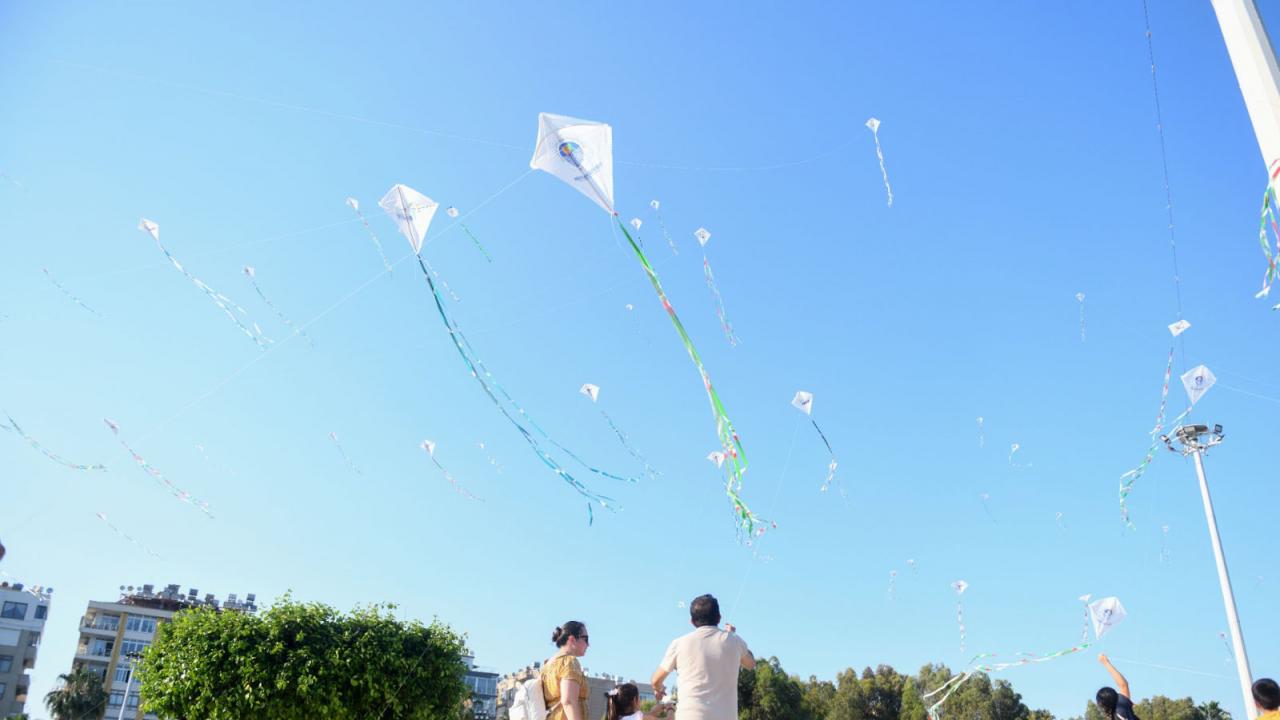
[575,634,589,643]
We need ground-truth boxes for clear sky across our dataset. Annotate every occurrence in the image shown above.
[2,1,1279,718]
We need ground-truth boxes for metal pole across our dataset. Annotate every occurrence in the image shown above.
[116,655,136,720]
[1209,0,1280,173]
[1190,450,1256,720]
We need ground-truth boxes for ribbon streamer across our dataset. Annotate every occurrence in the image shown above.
[888,570,898,600]
[1118,344,1193,528]
[1,413,107,471]
[976,416,984,448]
[420,441,482,501]
[328,431,362,476]
[600,411,660,482]
[925,642,1093,720]
[865,118,894,207]
[137,219,272,350]
[1255,177,1280,301]
[408,249,625,518]
[649,200,678,255]
[476,441,504,474]
[105,419,213,517]
[617,218,768,539]
[1160,524,1171,564]
[695,228,740,346]
[43,268,103,317]
[346,197,393,273]
[446,207,493,262]
[979,493,997,523]
[243,266,313,347]
[1076,292,1087,342]
[96,512,161,558]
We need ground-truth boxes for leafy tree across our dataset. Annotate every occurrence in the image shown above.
[1134,696,1203,720]
[861,665,905,720]
[1198,701,1231,720]
[801,676,836,720]
[738,657,805,720]
[43,665,108,720]
[829,667,869,720]
[900,678,929,720]
[991,679,1031,720]
[137,597,470,720]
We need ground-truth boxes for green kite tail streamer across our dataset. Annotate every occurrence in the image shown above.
[461,223,493,262]
[616,218,769,539]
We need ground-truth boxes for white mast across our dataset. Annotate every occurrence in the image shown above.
[1210,0,1280,177]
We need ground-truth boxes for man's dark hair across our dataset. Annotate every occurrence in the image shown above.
[689,594,721,628]
[1254,678,1280,711]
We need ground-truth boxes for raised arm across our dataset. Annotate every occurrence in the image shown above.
[1098,654,1130,698]
[651,667,671,701]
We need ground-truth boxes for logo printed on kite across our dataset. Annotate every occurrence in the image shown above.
[557,141,601,182]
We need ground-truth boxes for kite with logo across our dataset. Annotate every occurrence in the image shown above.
[138,219,271,350]
[243,266,313,347]
[420,440,482,501]
[790,391,838,493]
[1118,320,1210,527]
[1087,596,1127,638]
[346,197,393,273]
[445,206,492,262]
[530,112,767,538]
[379,182,630,522]
[580,384,659,481]
[694,227,740,346]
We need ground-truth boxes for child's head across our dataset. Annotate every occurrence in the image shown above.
[605,683,641,720]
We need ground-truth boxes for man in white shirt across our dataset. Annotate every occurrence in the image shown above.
[651,594,755,720]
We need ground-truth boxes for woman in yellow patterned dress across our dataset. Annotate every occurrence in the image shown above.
[541,620,590,720]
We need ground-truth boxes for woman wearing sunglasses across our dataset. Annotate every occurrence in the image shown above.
[542,620,590,720]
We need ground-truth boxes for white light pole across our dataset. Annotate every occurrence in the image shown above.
[1163,425,1255,720]
[116,652,141,720]
[1209,0,1280,173]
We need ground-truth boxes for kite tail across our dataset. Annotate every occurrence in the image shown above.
[809,417,838,492]
[461,223,493,262]
[657,214,677,255]
[423,447,483,501]
[248,276,313,346]
[2,414,107,471]
[453,323,640,484]
[1259,184,1280,299]
[152,238,271,349]
[43,268,104,317]
[106,420,213,516]
[352,207,394,274]
[413,255,619,515]
[616,218,768,538]
[702,254,740,346]
[1119,344,1185,528]
[601,410,660,481]
[870,129,894,207]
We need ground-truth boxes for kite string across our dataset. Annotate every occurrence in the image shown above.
[1107,656,1235,680]
[56,60,855,174]
[727,415,801,619]
[1139,0,1190,391]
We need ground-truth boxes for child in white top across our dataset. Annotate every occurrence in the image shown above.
[604,682,669,720]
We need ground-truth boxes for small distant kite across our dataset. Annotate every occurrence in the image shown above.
[791,391,838,493]
[865,118,893,207]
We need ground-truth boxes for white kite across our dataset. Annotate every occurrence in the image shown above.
[1087,596,1127,639]
[530,112,614,214]
[865,117,894,207]
[792,391,838,492]
[707,451,727,468]
[1168,319,1191,337]
[1180,365,1217,405]
[579,384,600,402]
[379,184,439,255]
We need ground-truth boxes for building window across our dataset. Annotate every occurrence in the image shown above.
[89,638,113,657]
[114,665,132,683]
[35,605,48,619]
[0,682,6,700]
[119,640,149,657]
[94,615,120,631]
[0,655,11,673]
[108,691,124,706]
[127,693,140,708]
[125,616,157,634]
[28,631,40,647]
[0,601,27,619]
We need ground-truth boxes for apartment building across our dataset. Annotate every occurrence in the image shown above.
[0,581,51,718]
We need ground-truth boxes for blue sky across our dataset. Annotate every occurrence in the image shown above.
[3,1,1280,718]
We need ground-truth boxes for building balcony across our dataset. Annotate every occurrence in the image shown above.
[81,620,120,635]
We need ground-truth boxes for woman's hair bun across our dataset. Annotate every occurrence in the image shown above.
[551,625,564,644]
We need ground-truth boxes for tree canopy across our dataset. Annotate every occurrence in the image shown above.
[137,597,470,720]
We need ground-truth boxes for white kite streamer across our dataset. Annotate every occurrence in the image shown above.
[865,118,894,207]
